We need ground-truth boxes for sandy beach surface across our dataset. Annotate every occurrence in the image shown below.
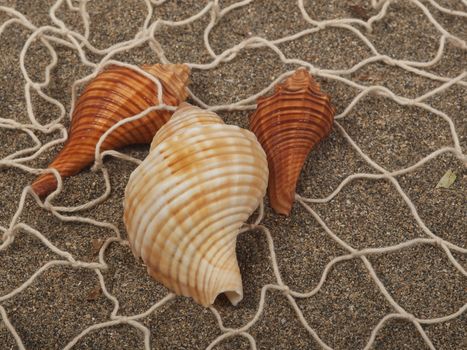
[0,0,466,349]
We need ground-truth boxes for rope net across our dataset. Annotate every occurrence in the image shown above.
[0,0,465,349]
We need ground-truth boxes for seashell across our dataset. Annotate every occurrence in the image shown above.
[124,103,268,307]
[249,69,335,216]
[31,63,190,198]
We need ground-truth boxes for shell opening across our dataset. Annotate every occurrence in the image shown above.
[225,290,243,306]
[209,286,243,307]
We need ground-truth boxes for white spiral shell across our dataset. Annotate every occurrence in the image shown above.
[124,103,268,306]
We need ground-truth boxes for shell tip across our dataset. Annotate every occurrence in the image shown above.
[272,204,292,217]
[269,188,294,216]
[31,175,58,199]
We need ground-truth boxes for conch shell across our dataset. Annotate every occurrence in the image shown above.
[31,63,190,197]
[249,69,335,215]
[124,103,268,307]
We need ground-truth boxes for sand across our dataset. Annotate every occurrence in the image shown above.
[0,0,466,349]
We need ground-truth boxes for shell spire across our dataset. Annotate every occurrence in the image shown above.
[124,103,268,307]
[249,69,335,215]
[31,63,190,197]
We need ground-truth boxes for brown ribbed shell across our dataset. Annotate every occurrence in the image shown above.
[249,69,335,215]
[31,63,190,198]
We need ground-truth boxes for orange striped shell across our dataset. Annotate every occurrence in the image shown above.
[31,63,190,197]
[124,103,268,306]
[249,69,335,215]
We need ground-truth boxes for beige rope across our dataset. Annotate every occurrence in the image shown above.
[0,0,465,349]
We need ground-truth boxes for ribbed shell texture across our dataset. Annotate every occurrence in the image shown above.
[32,63,190,197]
[124,103,268,306]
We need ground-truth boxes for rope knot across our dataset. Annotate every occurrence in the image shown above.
[136,27,151,40]
[382,57,395,66]
[0,234,14,250]
[43,201,53,211]
[31,82,41,90]
[118,316,130,322]
[91,159,103,172]
[433,238,444,248]
[2,228,13,241]
[60,28,72,37]
[316,23,326,30]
